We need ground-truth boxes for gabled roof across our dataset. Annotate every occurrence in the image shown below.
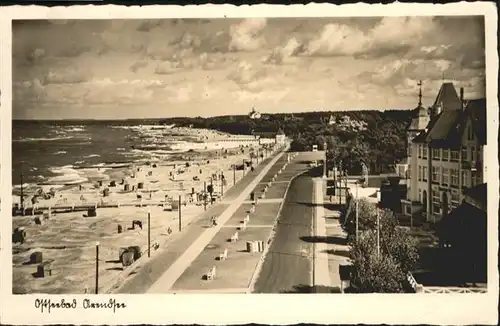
[424,110,463,147]
[276,128,285,135]
[432,82,462,111]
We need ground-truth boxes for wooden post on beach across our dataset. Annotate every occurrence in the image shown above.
[148,211,151,258]
[233,165,236,186]
[20,170,24,216]
[95,242,99,294]
[242,159,246,176]
[178,195,182,232]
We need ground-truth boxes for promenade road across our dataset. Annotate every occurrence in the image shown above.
[146,149,286,293]
[252,157,320,293]
[114,150,283,293]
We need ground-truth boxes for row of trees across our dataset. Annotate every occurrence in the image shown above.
[342,197,419,293]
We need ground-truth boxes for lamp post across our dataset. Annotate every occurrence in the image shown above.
[147,209,151,258]
[95,241,100,294]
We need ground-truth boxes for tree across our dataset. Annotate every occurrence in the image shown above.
[349,231,406,293]
[346,201,419,292]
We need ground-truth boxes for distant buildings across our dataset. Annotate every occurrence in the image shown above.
[249,107,261,119]
[328,115,336,125]
[401,81,487,223]
[275,128,287,146]
[326,114,368,132]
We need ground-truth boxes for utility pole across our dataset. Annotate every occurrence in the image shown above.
[20,169,24,215]
[203,181,207,211]
[376,209,380,258]
[243,159,246,176]
[147,211,151,257]
[355,182,359,242]
[221,177,224,197]
[323,142,327,178]
[95,242,100,294]
[178,195,182,231]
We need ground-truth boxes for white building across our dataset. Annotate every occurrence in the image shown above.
[249,107,261,119]
[275,128,287,146]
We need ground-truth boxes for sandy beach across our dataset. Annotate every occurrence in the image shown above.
[12,138,275,294]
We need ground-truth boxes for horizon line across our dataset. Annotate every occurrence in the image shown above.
[12,108,413,121]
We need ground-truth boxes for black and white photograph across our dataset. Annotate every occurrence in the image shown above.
[0,3,498,325]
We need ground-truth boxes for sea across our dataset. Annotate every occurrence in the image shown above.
[12,120,201,192]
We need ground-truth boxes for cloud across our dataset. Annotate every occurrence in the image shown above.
[227,61,268,85]
[301,17,440,59]
[265,38,302,64]
[303,23,367,57]
[130,60,148,73]
[229,18,267,52]
[43,70,89,84]
[154,61,179,75]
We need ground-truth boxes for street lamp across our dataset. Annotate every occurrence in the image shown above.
[95,241,100,294]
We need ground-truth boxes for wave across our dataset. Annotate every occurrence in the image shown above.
[83,154,100,158]
[13,136,74,143]
[54,151,67,155]
[47,165,88,185]
[64,126,85,132]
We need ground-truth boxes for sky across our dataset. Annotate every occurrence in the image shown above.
[12,16,486,120]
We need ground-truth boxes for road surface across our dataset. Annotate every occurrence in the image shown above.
[252,165,318,293]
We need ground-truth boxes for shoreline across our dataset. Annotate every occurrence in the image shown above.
[12,142,277,294]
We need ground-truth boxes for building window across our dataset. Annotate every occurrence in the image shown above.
[441,168,449,186]
[451,169,459,186]
[471,172,477,187]
[432,190,440,213]
[471,146,476,162]
[432,166,439,183]
[451,150,459,162]
[451,192,460,207]
[422,147,428,159]
[432,148,440,160]
[418,166,422,181]
[405,205,412,215]
[418,189,422,202]
[417,145,421,158]
[468,124,475,141]
[461,147,468,161]
[423,166,428,181]
[461,170,469,188]
[442,149,449,161]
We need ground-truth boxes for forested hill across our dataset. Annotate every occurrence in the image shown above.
[160,109,416,175]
